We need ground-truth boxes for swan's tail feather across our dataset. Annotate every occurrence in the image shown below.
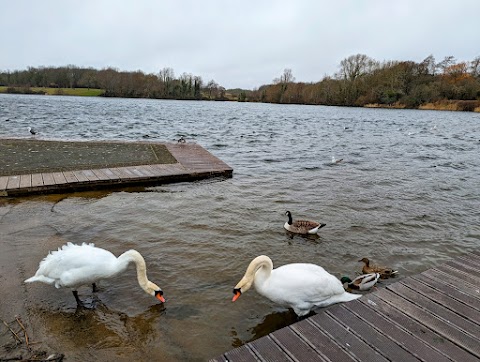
[24,275,55,285]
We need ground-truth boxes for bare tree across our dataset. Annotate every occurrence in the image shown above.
[338,54,377,81]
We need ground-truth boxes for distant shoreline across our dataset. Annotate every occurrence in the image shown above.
[1,86,479,112]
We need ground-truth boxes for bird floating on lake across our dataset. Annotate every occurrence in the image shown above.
[25,242,165,306]
[341,273,380,291]
[359,257,398,279]
[177,136,186,143]
[331,156,344,164]
[27,127,37,135]
[284,210,326,235]
[232,255,361,316]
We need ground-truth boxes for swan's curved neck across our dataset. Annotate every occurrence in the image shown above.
[117,250,150,289]
[247,255,273,286]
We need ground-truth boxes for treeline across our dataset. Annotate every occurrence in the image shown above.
[0,66,227,100]
[1,54,480,110]
[246,54,480,110]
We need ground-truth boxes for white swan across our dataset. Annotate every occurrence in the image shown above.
[284,211,326,235]
[232,255,361,316]
[25,242,165,305]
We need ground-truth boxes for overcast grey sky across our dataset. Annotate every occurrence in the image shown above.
[1,1,479,89]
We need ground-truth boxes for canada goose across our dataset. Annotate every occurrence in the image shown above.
[284,211,326,234]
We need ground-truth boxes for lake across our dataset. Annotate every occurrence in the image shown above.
[0,93,479,361]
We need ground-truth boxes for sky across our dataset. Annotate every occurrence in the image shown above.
[1,0,479,90]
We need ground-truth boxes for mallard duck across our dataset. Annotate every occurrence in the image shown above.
[25,242,165,306]
[340,273,380,291]
[359,257,398,279]
[232,255,361,316]
[284,211,326,235]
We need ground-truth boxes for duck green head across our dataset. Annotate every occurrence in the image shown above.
[340,276,352,284]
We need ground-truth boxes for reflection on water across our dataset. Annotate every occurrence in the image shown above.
[0,94,480,360]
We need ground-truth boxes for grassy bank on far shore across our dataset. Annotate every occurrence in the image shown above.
[0,86,104,96]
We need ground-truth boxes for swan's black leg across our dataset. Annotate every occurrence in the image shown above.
[72,290,82,306]
[92,283,97,293]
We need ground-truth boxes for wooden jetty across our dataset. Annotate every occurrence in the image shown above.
[0,139,232,197]
[212,250,480,361]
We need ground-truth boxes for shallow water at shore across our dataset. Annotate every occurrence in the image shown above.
[0,94,479,360]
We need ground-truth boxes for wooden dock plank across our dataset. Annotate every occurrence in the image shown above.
[0,176,8,191]
[223,344,259,362]
[347,300,452,362]
[420,268,480,301]
[446,260,480,278]
[309,312,389,362]
[41,173,55,186]
[31,173,43,187]
[51,172,67,185]
[19,174,32,188]
[248,336,294,362]
[375,287,480,357]
[290,319,356,362]
[387,282,480,336]
[413,273,480,308]
[403,278,480,325]
[435,264,480,290]
[6,176,21,189]
[72,170,90,182]
[62,171,78,183]
[359,294,479,362]
[270,326,328,361]
[327,305,419,361]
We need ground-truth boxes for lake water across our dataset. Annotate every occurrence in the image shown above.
[0,94,479,361]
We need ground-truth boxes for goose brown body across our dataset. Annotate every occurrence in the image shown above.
[284,211,326,234]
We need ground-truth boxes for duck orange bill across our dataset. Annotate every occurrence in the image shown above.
[232,290,241,302]
[156,294,166,303]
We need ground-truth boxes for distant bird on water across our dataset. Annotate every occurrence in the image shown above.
[25,242,166,306]
[27,127,37,135]
[331,156,343,164]
[177,136,186,143]
[284,211,326,235]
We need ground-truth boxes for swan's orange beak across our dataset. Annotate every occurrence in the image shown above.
[232,288,241,302]
[155,291,166,303]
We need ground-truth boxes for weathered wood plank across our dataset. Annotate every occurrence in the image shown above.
[388,282,480,335]
[31,173,43,187]
[270,326,327,361]
[223,344,259,362]
[410,274,480,313]
[290,319,356,362]
[327,305,419,361]
[359,294,479,362]
[0,176,8,190]
[347,299,452,362]
[6,176,21,189]
[435,264,480,289]
[375,287,480,357]
[95,168,119,180]
[72,170,89,182]
[79,169,100,181]
[41,173,55,186]
[248,335,294,362]
[309,312,388,362]
[19,174,32,188]
[51,172,67,185]
[420,268,480,301]
[62,171,78,183]
[445,260,480,280]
